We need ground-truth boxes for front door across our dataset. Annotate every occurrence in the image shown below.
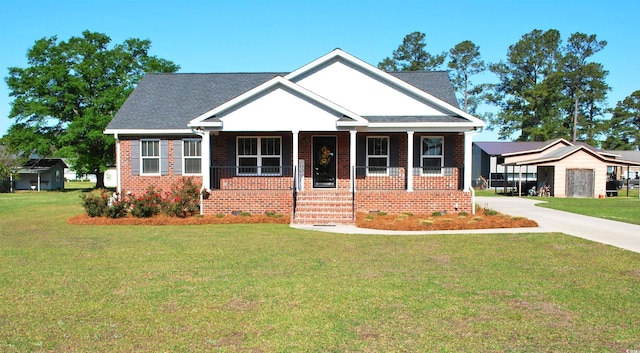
[313,136,337,188]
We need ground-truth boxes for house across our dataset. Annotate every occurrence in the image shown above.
[473,139,640,197]
[63,161,118,188]
[15,158,67,191]
[105,49,484,223]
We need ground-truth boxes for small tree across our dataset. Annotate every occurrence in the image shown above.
[447,40,487,113]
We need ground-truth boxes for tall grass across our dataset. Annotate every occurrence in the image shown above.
[1,190,640,352]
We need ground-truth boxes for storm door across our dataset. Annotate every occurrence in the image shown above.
[312,136,337,188]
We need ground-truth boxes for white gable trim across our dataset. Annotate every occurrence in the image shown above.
[501,138,573,157]
[189,76,367,129]
[285,49,484,128]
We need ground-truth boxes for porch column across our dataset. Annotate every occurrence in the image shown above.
[114,133,121,195]
[349,130,357,191]
[464,131,476,191]
[407,131,414,192]
[201,130,211,190]
[292,130,299,191]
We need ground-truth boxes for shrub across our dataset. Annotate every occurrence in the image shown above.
[419,219,433,225]
[106,200,129,219]
[459,211,469,216]
[431,211,442,217]
[163,178,200,218]
[130,186,163,218]
[484,209,499,216]
[80,189,110,217]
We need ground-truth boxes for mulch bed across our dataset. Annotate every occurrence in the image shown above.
[355,209,538,231]
[68,208,537,231]
[67,214,291,226]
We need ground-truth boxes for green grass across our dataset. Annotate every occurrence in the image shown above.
[65,180,97,190]
[535,195,640,225]
[1,191,640,352]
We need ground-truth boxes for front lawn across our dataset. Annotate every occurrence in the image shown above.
[535,195,640,225]
[1,190,640,352]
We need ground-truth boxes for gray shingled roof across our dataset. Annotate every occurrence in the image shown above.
[388,71,459,107]
[108,73,284,130]
[107,71,461,130]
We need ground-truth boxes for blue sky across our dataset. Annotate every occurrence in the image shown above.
[1,0,638,141]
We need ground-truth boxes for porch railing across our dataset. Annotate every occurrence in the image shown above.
[209,165,463,191]
[210,166,294,190]
[354,166,463,191]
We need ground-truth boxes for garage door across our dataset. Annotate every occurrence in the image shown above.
[566,169,594,198]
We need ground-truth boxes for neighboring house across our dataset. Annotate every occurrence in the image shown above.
[105,49,484,223]
[15,158,67,191]
[64,162,118,188]
[473,139,640,197]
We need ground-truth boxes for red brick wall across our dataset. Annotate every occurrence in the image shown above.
[203,190,293,215]
[119,137,203,196]
[356,190,472,214]
[118,132,470,216]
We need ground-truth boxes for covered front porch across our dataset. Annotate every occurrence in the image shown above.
[200,130,475,223]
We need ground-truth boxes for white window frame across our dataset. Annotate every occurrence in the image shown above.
[420,136,444,176]
[236,136,282,176]
[141,139,160,175]
[182,139,202,175]
[366,136,389,176]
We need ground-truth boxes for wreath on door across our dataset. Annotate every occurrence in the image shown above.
[319,146,331,166]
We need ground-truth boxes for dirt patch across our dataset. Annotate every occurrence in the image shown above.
[356,207,538,231]
[67,213,290,226]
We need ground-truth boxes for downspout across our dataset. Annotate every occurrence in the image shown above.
[114,133,121,197]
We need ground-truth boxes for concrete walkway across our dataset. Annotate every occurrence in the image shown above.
[291,196,640,253]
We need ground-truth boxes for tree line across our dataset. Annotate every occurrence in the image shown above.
[1,30,639,188]
[379,31,639,150]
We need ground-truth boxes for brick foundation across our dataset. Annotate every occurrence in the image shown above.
[203,190,293,215]
[355,190,472,215]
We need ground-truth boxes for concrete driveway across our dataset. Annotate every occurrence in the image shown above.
[293,196,640,253]
[477,196,640,253]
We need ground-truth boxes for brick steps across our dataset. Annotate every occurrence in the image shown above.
[292,191,354,225]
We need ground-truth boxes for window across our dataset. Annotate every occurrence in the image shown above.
[367,136,389,175]
[237,137,282,175]
[421,136,443,175]
[183,139,202,174]
[141,139,160,174]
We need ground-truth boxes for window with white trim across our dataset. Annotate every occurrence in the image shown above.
[237,137,282,175]
[421,136,443,175]
[183,139,202,174]
[366,136,389,175]
[141,139,160,175]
